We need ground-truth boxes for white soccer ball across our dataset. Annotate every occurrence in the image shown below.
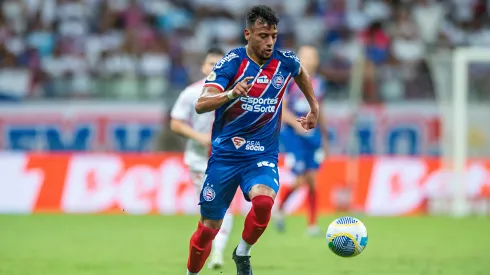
[326,216,368,257]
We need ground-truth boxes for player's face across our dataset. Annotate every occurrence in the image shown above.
[245,20,278,61]
[298,46,319,75]
[201,53,223,76]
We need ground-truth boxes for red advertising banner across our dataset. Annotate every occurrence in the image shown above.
[1,153,489,215]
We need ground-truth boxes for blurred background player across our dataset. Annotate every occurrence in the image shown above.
[170,47,233,269]
[276,45,329,237]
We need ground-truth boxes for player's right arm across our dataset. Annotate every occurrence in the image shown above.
[170,87,210,146]
[170,120,210,147]
[195,51,254,114]
[195,77,253,114]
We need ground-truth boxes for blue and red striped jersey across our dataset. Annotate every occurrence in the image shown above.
[203,46,301,163]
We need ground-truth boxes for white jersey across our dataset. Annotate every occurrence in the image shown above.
[170,78,214,173]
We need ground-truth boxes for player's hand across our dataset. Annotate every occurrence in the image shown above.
[293,123,308,135]
[196,132,211,147]
[231,76,254,98]
[296,111,318,131]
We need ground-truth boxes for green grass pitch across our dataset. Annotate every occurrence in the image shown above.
[1,214,489,275]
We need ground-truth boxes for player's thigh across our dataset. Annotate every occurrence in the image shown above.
[199,160,240,221]
[288,148,309,176]
[304,170,317,188]
[240,158,280,201]
[286,135,310,175]
[305,147,322,171]
[291,174,306,189]
[281,127,301,153]
[304,148,323,187]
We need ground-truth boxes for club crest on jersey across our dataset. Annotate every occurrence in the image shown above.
[272,74,285,89]
[232,136,246,149]
[257,75,269,84]
[203,186,215,202]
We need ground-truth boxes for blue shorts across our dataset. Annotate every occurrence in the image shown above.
[199,156,280,220]
[281,127,323,175]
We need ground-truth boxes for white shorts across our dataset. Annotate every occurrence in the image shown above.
[190,170,205,198]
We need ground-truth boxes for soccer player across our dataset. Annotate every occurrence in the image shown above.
[276,45,329,237]
[186,5,319,275]
[170,47,233,269]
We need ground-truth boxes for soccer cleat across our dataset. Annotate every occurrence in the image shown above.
[307,225,323,237]
[207,250,224,270]
[232,247,253,275]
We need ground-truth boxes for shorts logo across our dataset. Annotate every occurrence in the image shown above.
[272,74,285,89]
[203,186,216,202]
[232,136,246,149]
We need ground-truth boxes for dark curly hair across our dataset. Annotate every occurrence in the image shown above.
[246,5,279,29]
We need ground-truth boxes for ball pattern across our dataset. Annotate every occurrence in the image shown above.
[326,216,368,258]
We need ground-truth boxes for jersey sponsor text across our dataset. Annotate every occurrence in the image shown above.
[214,52,239,69]
[240,97,278,113]
[245,141,265,152]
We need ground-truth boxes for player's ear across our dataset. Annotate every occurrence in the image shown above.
[244,28,250,41]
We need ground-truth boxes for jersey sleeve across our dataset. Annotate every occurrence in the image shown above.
[203,50,240,92]
[170,87,194,122]
[279,50,301,78]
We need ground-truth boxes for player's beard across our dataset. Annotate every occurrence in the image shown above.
[259,48,273,60]
[248,42,272,62]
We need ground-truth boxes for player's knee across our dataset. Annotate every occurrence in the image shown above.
[293,175,306,188]
[306,179,315,190]
[249,184,277,199]
[308,185,317,196]
[192,221,220,247]
[251,195,274,223]
[200,217,223,230]
[305,171,316,187]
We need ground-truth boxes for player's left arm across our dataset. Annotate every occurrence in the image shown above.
[293,66,320,130]
[282,96,309,134]
[317,79,329,153]
[318,104,329,154]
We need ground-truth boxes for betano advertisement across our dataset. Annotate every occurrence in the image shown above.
[0,102,442,155]
[1,153,489,216]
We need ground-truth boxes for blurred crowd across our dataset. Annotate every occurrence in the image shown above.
[0,0,489,102]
